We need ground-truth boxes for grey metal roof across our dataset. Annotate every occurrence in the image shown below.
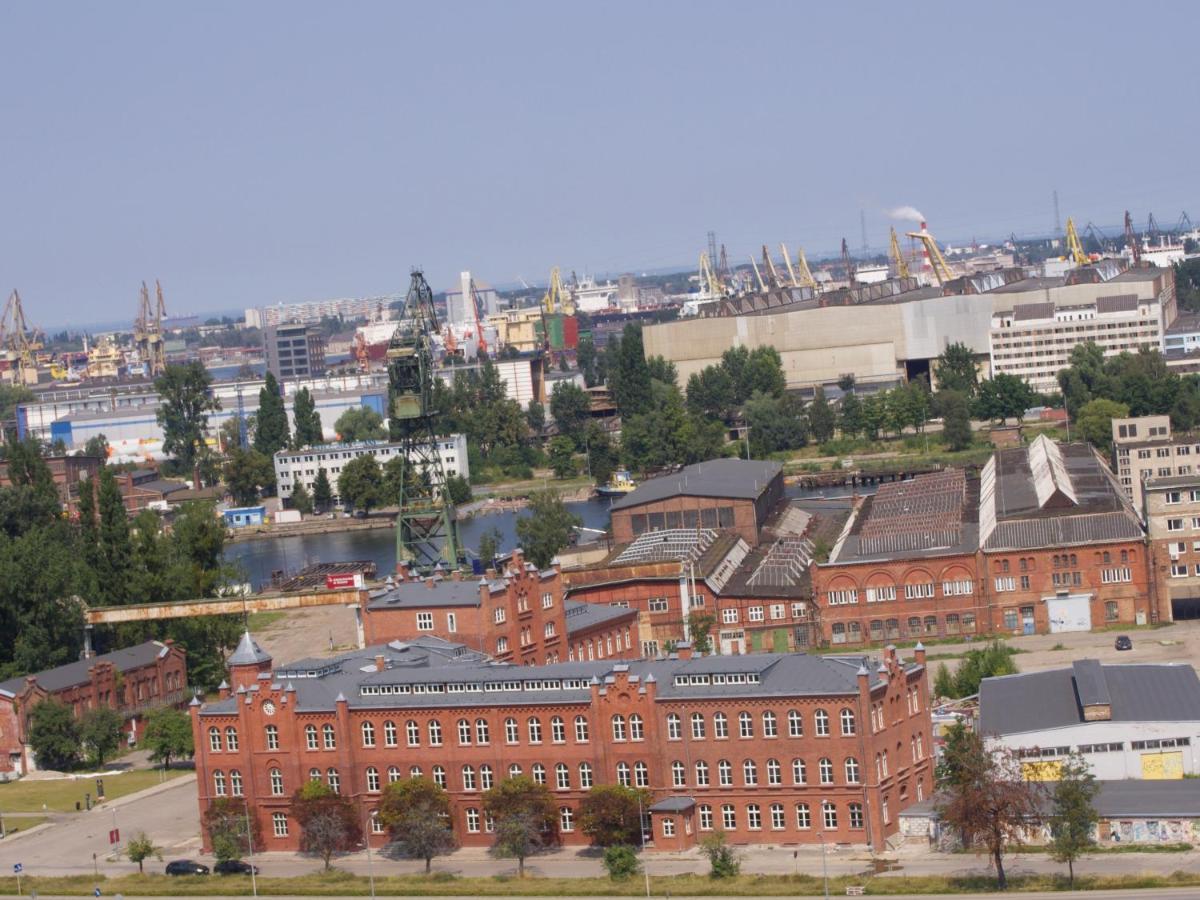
[649,796,696,812]
[366,578,483,610]
[228,631,272,667]
[610,459,781,511]
[1096,294,1140,314]
[978,662,1200,736]
[0,640,171,696]
[564,599,637,635]
[903,779,1200,821]
[1012,302,1055,321]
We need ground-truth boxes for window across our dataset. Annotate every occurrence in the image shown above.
[579,762,593,789]
[648,597,669,612]
[722,608,739,624]
[559,807,574,832]
[1172,563,1189,578]
[994,576,1016,592]
[406,720,420,746]
[366,767,380,792]
[667,713,682,740]
[827,588,858,605]
[865,584,896,603]
[1168,518,1185,532]
[819,757,833,784]
[840,708,856,736]
[691,713,706,739]
[433,765,447,788]
[792,758,807,784]
[531,763,546,785]
[528,717,542,744]
[214,770,226,796]
[635,761,649,787]
[748,606,764,622]
[738,711,753,738]
[714,712,729,738]
[446,612,457,633]
[542,591,554,609]
[508,764,522,778]
[612,715,627,741]
[822,801,837,830]
[845,757,860,784]
[270,768,284,796]
[362,722,375,748]
[224,727,239,751]
[480,765,494,790]
[788,709,803,737]
[943,579,973,596]
[327,768,340,793]
[672,761,686,787]
[718,759,733,786]
[743,759,758,785]
[388,766,401,783]
[617,762,631,786]
[1105,600,1119,621]
[575,716,589,742]
[505,718,519,744]
[208,727,221,752]
[384,720,397,747]
[771,603,786,620]
[695,760,710,786]
[496,637,509,654]
[629,714,644,740]
[765,758,782,786]
[661,817,675,837]
[747,804,762,830]
[476,718,490,744]
[796,803,811,829]
[466,808,480,833]
[814,709,830,736]
[272,813,288,838]
[543,621,556,639]
[849,803,864,829]
[462,766,477,791]
[699,804,714,831]
[904,582,934,600]
[265,724,279,750]
[722,804,737,830]
[416,612,434,631]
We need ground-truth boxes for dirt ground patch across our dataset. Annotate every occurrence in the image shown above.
[254,603,359,663]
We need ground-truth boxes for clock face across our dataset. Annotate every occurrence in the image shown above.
[262,701,276,716]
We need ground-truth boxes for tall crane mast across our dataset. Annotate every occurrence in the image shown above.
[841,238,856,285]
[1064,217,1089,266]
[541,267,572,315]
[888,227,911,279]
[762,245,784,288]
[905,226,954,286]
[792,246,817,290]
[1124,211,1142,266]
[699,252,723,296]
[468,276,489,358]
[779,243,800,288]
[387,269,463,570]
[749,256,766,292]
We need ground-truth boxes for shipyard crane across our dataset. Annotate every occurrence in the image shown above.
[1148,212,1161,244]
[133,280,169,377]
[541,267,572,315]
[762,245,785,289]
[1124,210,1142,266]
[1176,212,1194,236]
[888,227,911,279]
[468,276,489,358]
[779,244,800,288]
[699,252,723,296]
[791,246,818,290]
[841,238,856,285]
[905,224,954,286]
[0,290,39,385]
[386,269,463,569]
[1083,222,1114,254]
[1064,217,1088,266]
[749,256,767,292]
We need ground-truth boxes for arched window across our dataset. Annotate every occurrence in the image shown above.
[428,720,443,746]
[788,710,803,737]
[309,767,321,782]
[840,708,856,736]
[694,760,710,786]
[671,761,686,787]
[792,758,807,784]
[531,763,546,784]
[508,763,522,778]
[551,717,565,743]
[738,711,753,738]
[265,725,279,750]
[574,716,589,742]
[505,718,519,744]
[796,803,811,829]
[269,768,283,796]
[230,770,243,796]
[224,726,239,750]
[692,712,707,739]
[305,724,318,750]
[322,724,336,749]
[762,711,777,737]
[458,719,471,745]
[814,709,830,736]
[361,721,376,747]
[818,757,833,784]
[743,759,758,785]
[766,758,782,785]
[634,761,649,787]
[208,727,222,752]
[629,714,644,740]
[462,766,476,790]
[213,770,226,796]
[480,765,494,789]
[366,767,380,792]
[327,768,340,793]
[578,762,593,788]
[718,759,732,786]
[611,715,627,741]
[555,763,570,790]
[387,766,401,783]
[476,718,490,744]
[432,765,446,788]
[845,757,860,784]
[666,713,682,739]
[616,762,631,786]
[384,720,397,747]
[527,717,542,744]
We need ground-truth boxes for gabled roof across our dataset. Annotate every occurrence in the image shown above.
[610,459,781,511]
[366,577,482,610]
[0,640,174,697]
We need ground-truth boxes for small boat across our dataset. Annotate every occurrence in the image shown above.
[597,469,637,497]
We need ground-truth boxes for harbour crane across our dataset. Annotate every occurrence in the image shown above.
[749,256,767,292]
[468,276,489,358]
[841,238,856,285]
[386,269,463,570]
[762,245,785,289]
[699,252,723,296]
[1064,217,1089,266]
[905,224,954,286]
[888,227,911,279]
[541,267,572,315]
[0,290,39,385]
[1124,211,1142,266]
[791,246,818,290]
[133,280,169,377]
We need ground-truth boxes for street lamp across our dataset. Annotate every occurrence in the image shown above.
[364,810,378,899]
[818,825,830,900]
[244,804,258,898]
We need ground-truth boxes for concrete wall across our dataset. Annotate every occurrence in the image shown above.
[986,720,1200,780]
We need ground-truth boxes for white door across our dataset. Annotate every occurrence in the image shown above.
[719,629,746,655]
[1046,594,1092,633]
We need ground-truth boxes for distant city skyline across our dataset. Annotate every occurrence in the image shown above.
[3,1,1196,330]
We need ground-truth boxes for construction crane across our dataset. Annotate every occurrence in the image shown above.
[133,280,168,378]
[386,269,463,570]
[1124,210,1142,266]
[905,224,954,286]
[888,227,911,279]
[1083,222,1114,254]
[699,252,723,296]
[0,290,39,385]
[541,267,572,315]
[841,238,856,285]
[1064,217,1088,266]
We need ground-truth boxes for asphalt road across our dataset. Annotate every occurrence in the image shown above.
[3,892,1200,900]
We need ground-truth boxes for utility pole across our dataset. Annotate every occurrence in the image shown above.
[1053,189,1062,237]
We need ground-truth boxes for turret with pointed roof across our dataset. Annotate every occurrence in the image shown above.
[228,631,272,690]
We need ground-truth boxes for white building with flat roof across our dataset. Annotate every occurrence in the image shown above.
[273,436,469,503]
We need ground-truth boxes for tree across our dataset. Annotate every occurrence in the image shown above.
[621,385,723,474]
[515,490,582,568]
[937,721,1042,890]
[94,466,133,598]
[291,387,324,448]
[125,831,161,874]
[685,365,736,422]
[203,797,264,863]
[80,705,123,767]
[1049,754,1099,887]
[608,323,651,418]
[478,527,503,568]
[223,448,275,506]
[839,387,864,439]
[483,775,558,876]
[861,393,887,441]
[579,784,650,847]
[687,610,716,655]
[338,454,383,513]
[312,468,333,512]
[155,362,221,476]
[290,482,314,515]
[292,780,363,871]
[0,383,34,422]
[83,433,111,460]
[940,640,1020,699]
[141,707,193,770]
[935,342,980,395]
[334,406,387,443]
[807,387,836,443]
[27,699,79,770]
[549,381,591,449]
[974,373,1035,425]
[933,662,955,700]
[602,845,641,880]
[744,391,806,456]
[699,832,740,878]
[525,401,546,436]
[548,436,577,478]
[377,776,458,873]
[936,389,973,451]
[1075,398,1130,449]
[576,336,599,387]
[253,372,290,456]
[583,421,618,487]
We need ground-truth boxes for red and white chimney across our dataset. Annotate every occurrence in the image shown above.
[919,221,932,273]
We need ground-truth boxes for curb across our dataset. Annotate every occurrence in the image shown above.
[0,821,56,843]
[97,772,196,812]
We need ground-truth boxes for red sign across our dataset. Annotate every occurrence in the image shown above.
[325,573,360,590]
[109,828,119,845]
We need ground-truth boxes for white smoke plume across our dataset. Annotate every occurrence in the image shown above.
[887,205,925,223]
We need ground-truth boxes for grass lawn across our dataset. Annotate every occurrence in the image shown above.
[0,768,188,812]
[246,609,288,630]
[0,815,47,836]
[2,869,1200,896]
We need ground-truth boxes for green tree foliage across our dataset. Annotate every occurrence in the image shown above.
[973,373,1035,424]
[807,387,836,443]
[478,527,503,568]
[602,845,641,880]
[80,705,123,766]
[83,433,111,460]
[622,386,724,474]
[1075,398,1130,449]
[860,392,887,440]
[744,390,807,456]
[549,381,592,449]
[937,721,1043,890]
[312,468,333,512]
[687,611,716,655]
[431,361,533,480]
[699,832,740,878]
[515,490,581,568]
[934,342,980,395]
[838,385,865,439]
[548,436,577,478]
[936,389,973,451]
[525,401,546,436]
[377,776,458,873]
[576,335,599,387]
[1175,259,1200,313]
[578,784,650,847]
[28,699,80,770]
[608,324,652,418]
[125,832,162,874]
[0,383,34,422]
[582,422,618,487]
[141,707,194,769]
[253,372,290,456]
[223,448,275,506]
[1049,754,1100,887]
[203,797,264,863]
[291,386,325,448]
[155,362,220,475]
[938,641,1020,699]
[334,406,387,443]
[685,346,786,424]
[338,454,383,513]
[483,775,558,876]
[445,473,472,505]
[289,482,314,515]
[292,780,363,870]
[1056,343,1197,424]
[933,662,955,700]
[685,365,736,422]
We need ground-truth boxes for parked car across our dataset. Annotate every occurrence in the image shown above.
[214,860,259,876]
[165,860,209,876]
[1115,635,1133,651]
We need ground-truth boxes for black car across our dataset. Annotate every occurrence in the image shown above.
[165,860,210,876]
[1115,635,1133,651]
[214,860,259,876]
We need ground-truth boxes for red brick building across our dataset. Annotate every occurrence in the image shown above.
[0,640,188,775]
[0,453,102,515]
[191,633,932,852]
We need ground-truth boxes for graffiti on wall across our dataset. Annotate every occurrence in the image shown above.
[1105,818,1197,844]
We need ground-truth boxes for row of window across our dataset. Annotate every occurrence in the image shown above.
[827,578,976,606]
[830,614,974,644]
[664,708,853,740]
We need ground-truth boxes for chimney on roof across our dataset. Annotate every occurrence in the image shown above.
[450,569,462,582]
[396,561,411,579]
[374,654,386,672]
[425,577,435,589]
[676,640,694,661]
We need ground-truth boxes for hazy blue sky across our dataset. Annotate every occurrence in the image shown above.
[2,2,1195,327]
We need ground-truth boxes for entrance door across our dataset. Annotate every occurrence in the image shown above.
[1021,606,1036,635]
[1046,594,1092,633]
[719,630,746,655]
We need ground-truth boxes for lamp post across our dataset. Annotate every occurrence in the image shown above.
[637,797,650,899]
[364,810,378,899]
[244,804,258,898]
[818,827,830,900]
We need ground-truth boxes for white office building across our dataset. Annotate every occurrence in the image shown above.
[274,436,469,502]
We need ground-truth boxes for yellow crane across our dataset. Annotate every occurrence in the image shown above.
[905,226,954,286]
[761,245,785,288]
[889,227,911,279]
[0,290,38,384]
[541,267,573,315]
[792,246,818,290]
[749,256,767,292]
[699,252,723,296]
[1064,217,1088,266]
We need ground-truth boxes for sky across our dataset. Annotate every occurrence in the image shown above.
[2,1,1196,328]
